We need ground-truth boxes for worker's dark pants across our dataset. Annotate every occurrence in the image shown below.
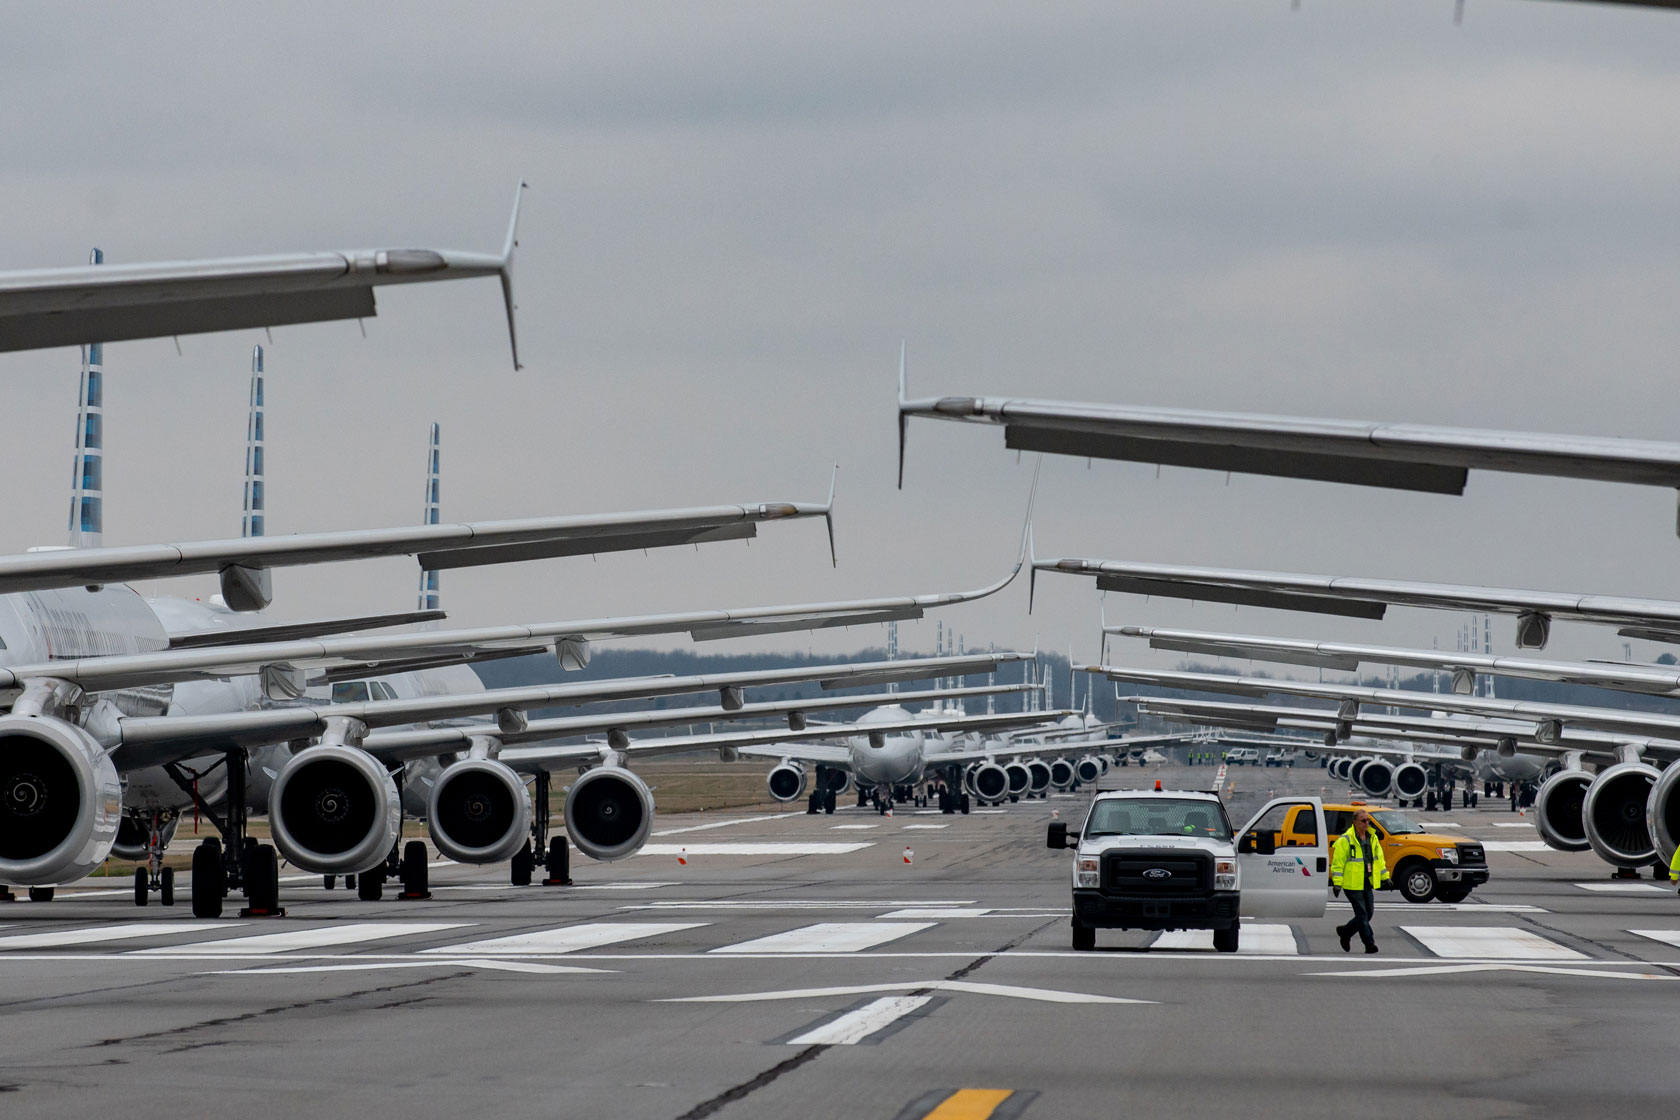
[1338,888,1376,949]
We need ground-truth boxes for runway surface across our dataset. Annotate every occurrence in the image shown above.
[3,764,1677,1118]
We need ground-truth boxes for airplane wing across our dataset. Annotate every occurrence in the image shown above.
[1036,556,1680,650]
[1093,664,1680,746]
[109,651,1036,769]
[166,609,446,649]
[899,388,1680,496]
[1113,625,1680,698]
[1,182,527,366]
[922,731,1197,766]
[353,683,1040,765]
[0,495,833,612]
[729,710,1074,769]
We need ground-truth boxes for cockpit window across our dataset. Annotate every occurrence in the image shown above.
[371,681,398,701]
[331,681,370,704]
[1084,798,1232,839]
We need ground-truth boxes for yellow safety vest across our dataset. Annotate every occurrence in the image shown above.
[1330,827,1388,891]
[1669,844,1680,883]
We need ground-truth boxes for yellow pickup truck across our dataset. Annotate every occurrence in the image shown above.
[1272,802,1488,904]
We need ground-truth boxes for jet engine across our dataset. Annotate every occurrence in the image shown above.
[428,758,532,865]
[564,765,654,861]
[1583,762,1661,868]
[1348,758,1372,788]
[1646,763,1680,862]
[1357,759,1395,798]
[1003,762,1031,796]
[971,762,1009,802]
[1074,757,1102,785]
[1391,762,1428,803]
[1534,768,1592,852]
[270,745,402,875]
[1026,760,1051,797]
[766,760,808,803]
[820,767,852,797]
[111,811,179,863]
[0,715,122,886]
[1327,757,1350,781]
[1049,759,1076,791]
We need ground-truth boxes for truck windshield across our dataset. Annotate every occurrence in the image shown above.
[1084,798,1232,839]
[1371,810,1425,835]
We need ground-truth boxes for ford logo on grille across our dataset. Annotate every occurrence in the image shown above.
[1142,868,1172,880]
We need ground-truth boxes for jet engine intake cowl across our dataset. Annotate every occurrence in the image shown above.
[1583,762,1661,868]
[428,758,531,865]
[1026,760,1051,796]
[1049,759,1075,790]
[1358,759,1395,799]
[0,716,122,886]
[972,762,1008,802]
[1534,769,1592,853]
[564,765,653,861]
[1074,757,1102,785]
[766,761,808,803]
[1391,762,1428,802]
[270,744,401,875]
[1003,762,1031,796]
[1348,758,1372,788]
[1646,762,1680,864]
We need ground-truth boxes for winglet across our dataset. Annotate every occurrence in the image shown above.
[1021,457,1041,610]
[1099,601,1109,665]
[896,341,909,490]
[824,464,839,567]
[499,180,527,370]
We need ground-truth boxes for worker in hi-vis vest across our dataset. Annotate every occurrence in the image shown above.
[1331,808,1388,954]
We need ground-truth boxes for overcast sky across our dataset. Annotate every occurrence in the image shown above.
[5,1,1680,686]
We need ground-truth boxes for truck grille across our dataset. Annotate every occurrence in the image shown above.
[1103,851,1211,896]
[1456,842,1486,867]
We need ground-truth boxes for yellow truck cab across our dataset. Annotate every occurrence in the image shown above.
[1275,802,1488,904]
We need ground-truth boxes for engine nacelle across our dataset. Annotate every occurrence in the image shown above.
[1003,762,1031,796]
[564,765,654,861]
[1357,759,1395,798]
[1026,761,1051,796]
[270,745,402,875]
[1583,761,1661,868]
[1074,757,1102,785]
[1534,768,1592,852]
[819,766,851,796]
[1097,756,1110,773]
[1647,763,1680,864]
[1391,762,1428,802]
[766,760,808,803]
[111,812,180,863]
[0,716,122,886]
[1348,758,1372,788]
[1048,759,1076,790]
[971,762,1008,802]
[428,758,531,865]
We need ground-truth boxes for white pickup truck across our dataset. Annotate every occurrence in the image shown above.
[1047,788,1330,952]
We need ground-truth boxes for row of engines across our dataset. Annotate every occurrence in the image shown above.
[1326,755,1429,803]
[0,714,659,886]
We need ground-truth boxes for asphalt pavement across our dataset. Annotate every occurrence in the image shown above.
[2,762,1676,1119]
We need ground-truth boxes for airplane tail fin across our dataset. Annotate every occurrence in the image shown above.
[824,465,838,567]
[242,345,266,539]
[499,180,527,370]
[68,247,104,549]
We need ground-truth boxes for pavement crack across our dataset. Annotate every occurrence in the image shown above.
[670,1045,829,1120]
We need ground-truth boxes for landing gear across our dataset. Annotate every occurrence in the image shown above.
[807,790,822,815]
[129,809,181,907]
[133,866,148,907]
[511,841,535,887]
[397,841,432,900]
[358,866,386,901]
[543,836,573,886]
[159,867,175,908]
[960,794,970,815]
[27,887,52,903]
[1213,922,1240,953]
[823,790,836,815]
[191,838,224,919]
[1071,920,1095,951]
[242,845,282,917]
[857,789,869,809]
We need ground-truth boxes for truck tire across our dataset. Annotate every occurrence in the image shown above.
[1213,922,1240,953]
[1071,920,1095,951]
[1436,885,1472,903]
[1397,861,1437,904]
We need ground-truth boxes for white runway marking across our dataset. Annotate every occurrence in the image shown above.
[0,922,230,950]
[1491,822,1536,829]
[638,842,872,856]
[902,824,948,830]
[786,995,932,1045]
[662,980,1148,1005]
[652,813,801,837]
[879,908,992,918]
[1309,963,1676,981]
[137,923,468,955]
[1576,882,1667,893]
[830,824,878,831]
[711,922,935,954]
[428,922,706,955]
[214,959,609,975]
[974,809,1007,815]
[1328,901,1546,913]
[624,900,974,912]
[1479,840,1551,852]
[1628,929,1680,950]
[1152,924,1296,955]
[569,882,677,891]
[1403,926,1586,961]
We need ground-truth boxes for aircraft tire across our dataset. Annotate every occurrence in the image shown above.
[358,867,384,901]
[248,846,281,912]
[960,794,970,815]
[160,867,175,907]
[823,790,836,814]
[191,841,224,919]
[133,867,148,907]
[401,841,429,897]
[510,843,534,887]
[27,887,53,902]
